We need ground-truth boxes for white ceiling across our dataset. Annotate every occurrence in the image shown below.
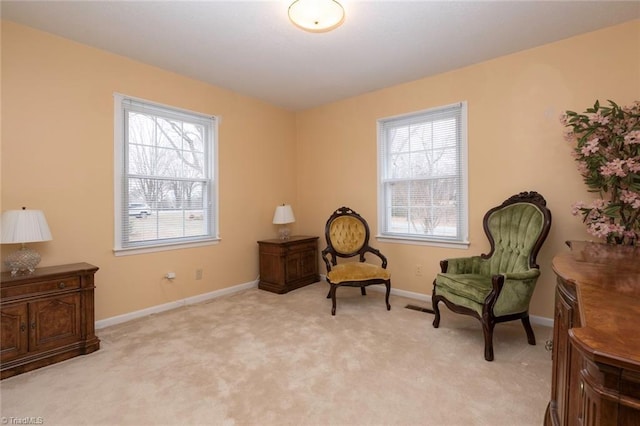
[2,1,639,111]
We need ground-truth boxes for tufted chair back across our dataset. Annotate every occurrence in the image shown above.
[329,215,367,255]
[482,202,547,276]
[324,206,374,262]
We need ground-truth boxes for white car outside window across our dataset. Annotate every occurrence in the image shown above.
[128,203,151,218]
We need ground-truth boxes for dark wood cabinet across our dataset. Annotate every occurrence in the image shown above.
[258,236,319,294]
[548,271,584,425]
[545,241,640,426]
[1,263,100,379]
[1,303,28,361]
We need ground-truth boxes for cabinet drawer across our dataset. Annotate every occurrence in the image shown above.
[286,240,317,253]
[1,277,80,300]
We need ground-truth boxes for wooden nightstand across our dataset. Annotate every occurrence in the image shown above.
[257,236,319,294]
[1,263,100,379]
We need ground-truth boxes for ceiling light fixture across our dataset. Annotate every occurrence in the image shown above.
[288,0,345,33]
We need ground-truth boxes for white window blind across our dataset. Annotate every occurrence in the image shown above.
[114,94,219,254]
[377,102,468,245]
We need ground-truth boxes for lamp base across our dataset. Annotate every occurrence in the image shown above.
[4,246,41,276]
[278,226,291,240]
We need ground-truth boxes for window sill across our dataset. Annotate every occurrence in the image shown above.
[375,235,469,249]
[113,238,221,256]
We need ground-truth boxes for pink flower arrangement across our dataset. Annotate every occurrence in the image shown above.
[561,100,640,245]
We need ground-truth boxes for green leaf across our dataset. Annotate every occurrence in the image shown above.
[603,205,621,216]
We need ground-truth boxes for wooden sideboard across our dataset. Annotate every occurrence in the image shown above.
[258,236,319,294]
[545,241,640,426]
[1,263,100,379]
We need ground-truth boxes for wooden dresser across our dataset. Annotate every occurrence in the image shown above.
[545,241,640,425]
[257,236,319,294]
[1,263,100,379]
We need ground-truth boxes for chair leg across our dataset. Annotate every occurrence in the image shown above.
[432,296,441,328]
[360,287,367,296]
[330,285,337,316]
[385,282,391,311]
[522,315,536,345]
[482,319,495,361]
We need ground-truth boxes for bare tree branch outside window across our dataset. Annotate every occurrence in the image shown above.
[378,102,466,242]
[123,107,213,245]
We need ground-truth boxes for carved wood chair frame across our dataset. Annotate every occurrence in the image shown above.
[431,191,552,361]
[322,206,391,315]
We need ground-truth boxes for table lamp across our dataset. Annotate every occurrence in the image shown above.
[1,207,53,276]
[273,204,295,240]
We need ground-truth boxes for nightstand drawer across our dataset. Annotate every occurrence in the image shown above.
[284,240,317,254]
[1,276,80,299]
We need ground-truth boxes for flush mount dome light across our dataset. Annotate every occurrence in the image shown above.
[288,0,345,33]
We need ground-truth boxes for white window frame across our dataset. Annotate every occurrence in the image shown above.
[376,102,469,248]
[113,93,219,256]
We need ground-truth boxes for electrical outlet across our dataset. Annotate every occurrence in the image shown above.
[415,264,423,276]
[195,269,203,280]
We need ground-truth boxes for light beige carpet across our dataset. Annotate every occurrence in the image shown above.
[0,282,552,425]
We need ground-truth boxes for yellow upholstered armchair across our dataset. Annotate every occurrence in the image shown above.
[431,191,552,361]
[322,206,391,315]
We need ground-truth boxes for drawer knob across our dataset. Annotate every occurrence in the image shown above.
[58,282,66,289]
[20,323,26,332]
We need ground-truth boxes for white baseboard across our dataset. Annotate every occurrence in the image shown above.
[528,314,554,328]
[95,279,258,329]
[96,276,553,330]
[320,274,554,328]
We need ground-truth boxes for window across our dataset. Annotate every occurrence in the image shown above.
[377,102,468,247]
[114,94,218,255]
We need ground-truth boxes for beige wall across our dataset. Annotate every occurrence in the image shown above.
[2,20,639,321]
[294,20,640,318]
[1,21,297,320]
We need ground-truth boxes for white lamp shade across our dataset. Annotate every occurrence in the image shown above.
[272,204,296,225]
[1,209,53,244]
[288,0,345,33]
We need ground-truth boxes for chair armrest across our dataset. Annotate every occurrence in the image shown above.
[321,247,335,272]
[442,256,484,274]
[489,269,540,296]
[363,247,388,268]
[499,269,540,281]
[488,268,542,316]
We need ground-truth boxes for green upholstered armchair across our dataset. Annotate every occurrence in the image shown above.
[431,191,552,361]
[322,206,391,316]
